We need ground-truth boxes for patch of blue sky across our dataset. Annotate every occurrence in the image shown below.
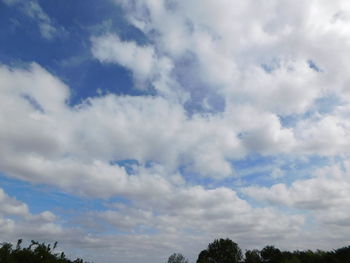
[278,114,300,128]
[179,155,287,191]
[38,0,148,44]
[179,162,254,191]
[0,4,52,63]
[233,154,277,180]
[232,154,334,188]
[0,173,111,217]
[184,91,226,116]
[279,94,342,128]
[278,110,322,128]
[313,94,342,114]
[0,0,153,106]
[110,159,140,175]
[260,60,280,73]
[178,165,217,188]
[0,176,139,237]
[174,53,226,115]
[261,57,322,74]
[64,61,136,106]
[307,59,322,72]
[271,155,334,186]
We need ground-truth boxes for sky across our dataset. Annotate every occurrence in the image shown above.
[1,0,350,262]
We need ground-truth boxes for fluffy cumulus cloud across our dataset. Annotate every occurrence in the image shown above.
[0,188,62,242]
[91,34,157,83]
[243,160,350,249]
[244,161,350,211]
[2,0,350,262]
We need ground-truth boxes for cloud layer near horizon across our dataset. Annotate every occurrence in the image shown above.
[2,0,350,262]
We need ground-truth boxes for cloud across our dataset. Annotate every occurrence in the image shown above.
[243,161,350,211]
[0,62,310,261]
[294,109,350,155]
[113,0,350,112]
[3,0,350,262]
[91,34,156,84]
[0,62,245,185]
[91,33,181,100]
[1,58,350,195]
[0,188,62,241]
[241,160,350,250]
[0,183,304,263]
[105,0,350,159]
[89,185,305,261]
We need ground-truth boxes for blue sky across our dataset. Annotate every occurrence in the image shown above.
[1,0,350,263]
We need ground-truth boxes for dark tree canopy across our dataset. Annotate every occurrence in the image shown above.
[0,240,85,263]
[245,249,262,263]
[195,239,350,263]
[242,245,350,263]
[197,238,242,263]
[167,253,188,263]
[2,238,350,263]
[260,245,282,263]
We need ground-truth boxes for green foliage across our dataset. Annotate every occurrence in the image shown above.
[334,246,350,262]
[254,245,350,263]
[260,245,282,263]
[196,238,242,263]
[0,240,86,263]
[245,249,262,263]
[281,256,301,263]
[3,238,350,263]
[196,239,350,263]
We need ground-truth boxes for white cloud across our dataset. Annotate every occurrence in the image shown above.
[91,34,156,83]
[0,63,244,186]
[0,59,349,196]
[0,188,29,217]
[0,186,304,263]
[3,0,350,261]
[0,188,63,242]
[241,160,350,250]
[294,111,350,155]
[70,184,305,262]
[112,0,350,113]
[243,161,350,211]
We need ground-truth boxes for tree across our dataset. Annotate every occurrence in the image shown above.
[167,253,189,263]
[245,249,262,263]
[260,246,282,263]
[0,239,86,263]
[334,246,350,262]
[197,238,242,263]
[197,250,210,263]
[281,257,301,263]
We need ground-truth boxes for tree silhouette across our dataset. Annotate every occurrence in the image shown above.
[245,249,262,263]
[2,238,350,263]
[260,246,282,263]
[197,238,242,263]
[334,246,350,262]
[0,240,86,263]
[167,253,188,263]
